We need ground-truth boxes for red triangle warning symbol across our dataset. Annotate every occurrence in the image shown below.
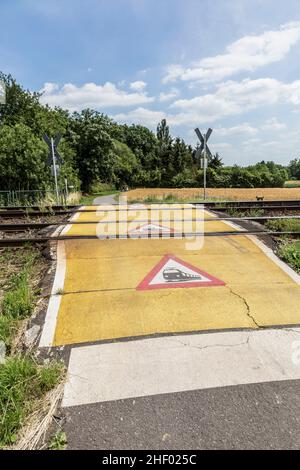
[129,223,175,235]
[136,254,225,290]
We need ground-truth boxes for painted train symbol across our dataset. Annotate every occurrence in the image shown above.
[162,267,202,282]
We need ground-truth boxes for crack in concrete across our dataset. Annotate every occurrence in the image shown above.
[228,287,261,329]
[168,335,251,352]
[51,287,134,296]
[282,328,300,335]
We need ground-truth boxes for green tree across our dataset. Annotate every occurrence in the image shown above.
[0,123,49,190]
[171,138,193,174]
[289,159,300,179]
[0,72,79,191]
[156,119,172,146]
[112,140,139,189]
[68,109,116,191]
[120,124,158,169]
[209,152,223,169]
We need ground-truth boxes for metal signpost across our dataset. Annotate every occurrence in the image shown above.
[51,137,59,202]
[43,134,64,203]
[194,127,213,200]
[0,79,6,105]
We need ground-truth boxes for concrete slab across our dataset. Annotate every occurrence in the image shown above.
[62,328,300,407]
[40,207,300,347]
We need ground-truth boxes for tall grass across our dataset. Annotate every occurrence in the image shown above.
[278,241,300,272]
[266,219,300,232]
[0,356,63,447]
[0,252,37,349]
[0,248,65,448]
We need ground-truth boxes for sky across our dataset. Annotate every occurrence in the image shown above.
[1,0,300,165]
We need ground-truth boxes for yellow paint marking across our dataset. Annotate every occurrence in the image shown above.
[52,218,300,345]
[64,207,234,236]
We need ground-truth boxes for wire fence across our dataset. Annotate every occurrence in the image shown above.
[0,190,67,207]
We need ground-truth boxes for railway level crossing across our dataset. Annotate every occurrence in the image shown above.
[39,202,300,423]
[40,203,300,347]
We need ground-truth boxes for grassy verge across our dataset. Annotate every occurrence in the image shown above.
[225,208,265,218]
[79,190,118,205]
[0,357,63,447]
[263,219,300,273]
[266,219,300,232]
[0,247,65,448]
[48,430,68,450]
[284,180,300,188]
[0,249,37,350]
[278,241,300,273]
[128,195,227,204]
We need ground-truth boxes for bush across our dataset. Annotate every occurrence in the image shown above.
[88,181,116,194]
[266,219,300,232]
[171,169,196,188]
[278,241,300,272]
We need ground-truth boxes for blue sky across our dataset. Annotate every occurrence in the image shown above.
[1,0,300,165]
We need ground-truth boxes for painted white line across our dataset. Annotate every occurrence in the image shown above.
[62,328,300,407]
[39,241,66,347]
[60,207,82,235]
[39,208,83,347]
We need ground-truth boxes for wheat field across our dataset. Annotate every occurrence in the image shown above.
[123,187,300,202]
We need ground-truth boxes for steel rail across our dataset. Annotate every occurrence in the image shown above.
[1,198,300,212]
[1,215,300,232]
[1,205,300,219]
[1,230,300,247]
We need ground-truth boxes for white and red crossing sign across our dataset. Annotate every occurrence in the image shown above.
[129,223,175,235]
[136,254,225,290]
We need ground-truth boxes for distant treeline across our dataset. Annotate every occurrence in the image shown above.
[0,72,300,193]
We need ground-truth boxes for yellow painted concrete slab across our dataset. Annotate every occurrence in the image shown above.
[54,288,251,345]
[89,204,198,210]
[65,208,234,237]
[63,236,255,259]
[52,233,300,346]
[70,205,211,224]
[65,220,235,236]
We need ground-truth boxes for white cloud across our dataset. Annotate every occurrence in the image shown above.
[162,64,185,84]
[261,140,280,147]
[216,123,258,136]
[170,78,300,125]
[242,138,262,146]
[41,82,59,94]
[163,22,300,83]
[210,142,232,150]
[112,77,300,130]
[130,80,147,91]
[262,117,286,130]
[159,88,180,102]
[40,81,154,110]
[113,107,166,128]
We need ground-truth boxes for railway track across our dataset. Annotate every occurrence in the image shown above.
[0,215,300,232]
[1,230,300,247]
[1,205,300,218]
[0,199,300,216]
[0,199,299,246]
